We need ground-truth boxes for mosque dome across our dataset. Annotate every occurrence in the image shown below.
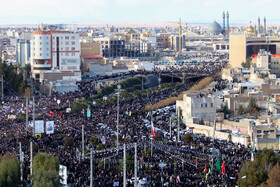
[247,26,255,35]
[208,21,222,35]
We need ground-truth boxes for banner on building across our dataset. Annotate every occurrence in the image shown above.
[46,121,54,135]
[59,165,67,186]
[35,120,44,134]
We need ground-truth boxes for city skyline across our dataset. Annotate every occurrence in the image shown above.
[1,0,280,25]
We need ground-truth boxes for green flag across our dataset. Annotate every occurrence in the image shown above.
[211,161,214,172]
[216,155,221,171]
[147,112,150,117]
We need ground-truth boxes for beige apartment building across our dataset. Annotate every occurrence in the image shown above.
[176,91,216,124]
[229,34,280,68]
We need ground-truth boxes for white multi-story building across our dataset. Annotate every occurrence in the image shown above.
[16,39,30,67]
[176,91,217,124]
[30,30,80,80]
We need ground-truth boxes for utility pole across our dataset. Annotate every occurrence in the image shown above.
[177,108,180,147]
[82,125,85,159]
[213,120,216,140]
[151,138,153,157]
[1,75,3,102]
[170,116,172,139]
[32,96,35,137]
[19,142,23,182]
[123,144,126,187]
[26,97,29,135]
[141,76,144,99]
[90,148,93,187]
[30,142,33,177]
[134,143,138,187]
[117,85,121,152]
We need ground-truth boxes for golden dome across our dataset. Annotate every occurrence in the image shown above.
[247,26,255,35]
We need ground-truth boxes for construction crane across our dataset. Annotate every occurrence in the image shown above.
[168,18,187,52]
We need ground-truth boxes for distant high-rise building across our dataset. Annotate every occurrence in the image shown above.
[16,39,30,67]
[94,37,125,58]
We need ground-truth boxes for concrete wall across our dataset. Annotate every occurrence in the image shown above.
[90,63,113,76]
[229,35,247,68]
[187,123,231,141]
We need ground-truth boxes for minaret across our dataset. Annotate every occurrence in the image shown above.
[264,17,267,36]
[226,11,230,34]
[258,17,261,35]
[222,11,225,33]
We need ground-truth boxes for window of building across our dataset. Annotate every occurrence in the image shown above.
[61,53,63,56]
[71,36,75,39]
[46,48,49,51]
[46,53,49,56]
[46,42,49,45]
[71,47,75,50]
[40,37,42,39]
[61,48,63,50]
[205,103,207,107]
[71,53,75,56]
[65,36,69,39]
[210,103,213,107]
[270,130,274,132]
[40,42,42,45]
[40,53,42,56]
[201,104,203,108]
[257,135,262,138]
[257,130,262,133]
[66,47,69,50]
[66,42,69,45]
[209,113,213,118]
[195,113,199,118]
[66,53,69,56]
[195,104,199,108]
[71,42,75,45]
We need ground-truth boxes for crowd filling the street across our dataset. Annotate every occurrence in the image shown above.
[0,61,253,186]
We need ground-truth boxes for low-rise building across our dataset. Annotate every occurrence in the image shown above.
[176,91,216,124]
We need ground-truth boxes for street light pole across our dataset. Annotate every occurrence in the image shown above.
[90,148,93,187]
[134,143,138,187]
[117,85,121,152]
[82,125,85,159]
[1,75,3,102]
[32,96,35,137]
[123,144,126,187]
[141,76,144,99]
[26,97,29,135]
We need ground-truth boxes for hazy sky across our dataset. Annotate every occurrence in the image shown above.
[0,0,279,25]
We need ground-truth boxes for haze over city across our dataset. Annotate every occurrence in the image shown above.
[1,0,280,25]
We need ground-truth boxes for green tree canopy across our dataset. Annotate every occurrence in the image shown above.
[95,143,105,151]
[246,97,260,116]
[0,155,20,187]
[241,58,252,69]
[118,153,134,172]
[238,149,280,187]
[32,153,60,187]
[182,133,193,143]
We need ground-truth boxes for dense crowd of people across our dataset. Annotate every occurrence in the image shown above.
[0,60,252,186]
